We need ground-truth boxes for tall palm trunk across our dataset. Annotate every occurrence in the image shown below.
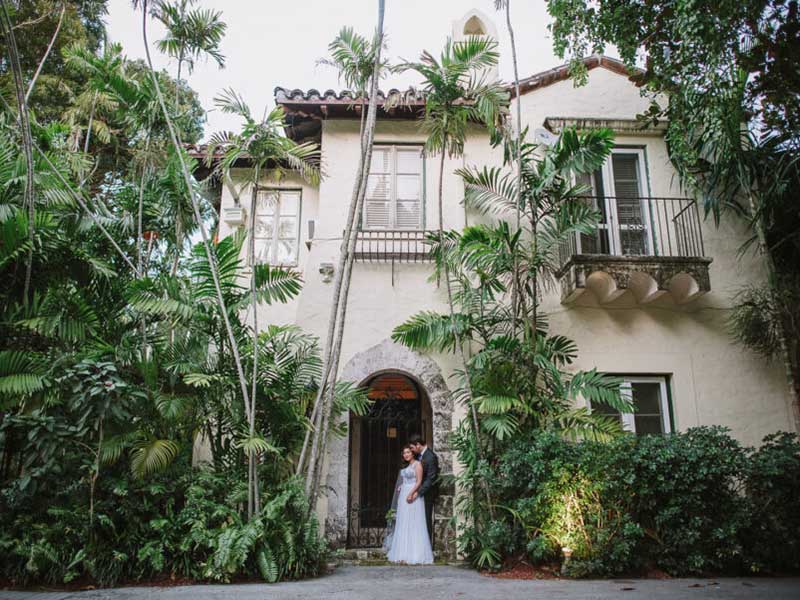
[140,0,253,435]
[170,53,185,278]
[437,139,494,516]
[309,90,380,504]
[0,0,35,306]
[137,133,151,358]
[502,0,523,336]
[296,93,369,478]
[25,2,66,104]
[247,164,262,518]
[84,91,97,156]
[137,134,151,276]
[175,52,183,111]
[302,0,385,505]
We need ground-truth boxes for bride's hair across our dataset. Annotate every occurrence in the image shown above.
[402,444,415,462]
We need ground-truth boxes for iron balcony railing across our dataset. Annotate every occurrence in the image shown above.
[558,196,706,269]
[354,229,435,263]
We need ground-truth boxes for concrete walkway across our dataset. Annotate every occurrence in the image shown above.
[3,566,800,600]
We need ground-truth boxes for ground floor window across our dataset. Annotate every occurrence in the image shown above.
[592,375,672,434]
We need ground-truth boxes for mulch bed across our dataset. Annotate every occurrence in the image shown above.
[481,559,562,580]
[481,558,674,581]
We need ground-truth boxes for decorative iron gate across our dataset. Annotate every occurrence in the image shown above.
[347,375,425,548]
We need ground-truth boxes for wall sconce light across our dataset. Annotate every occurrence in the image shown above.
[319,263,334,283]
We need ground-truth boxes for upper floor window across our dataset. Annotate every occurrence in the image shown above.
[591,375,672,435]
[577,147,652,256]
[364,145,423,230]
[254,188,301,266]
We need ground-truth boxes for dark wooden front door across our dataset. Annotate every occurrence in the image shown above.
[347,373,426,548]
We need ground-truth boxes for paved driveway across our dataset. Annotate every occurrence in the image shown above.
[3,566,800,600]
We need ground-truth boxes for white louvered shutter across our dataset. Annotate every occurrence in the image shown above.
[611,153,647,255]
[395,148,422,229]
[365,147,392,229]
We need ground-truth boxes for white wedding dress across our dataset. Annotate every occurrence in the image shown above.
[386,462,434,564]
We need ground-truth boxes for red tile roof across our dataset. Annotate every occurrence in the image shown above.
[512,55,644,98]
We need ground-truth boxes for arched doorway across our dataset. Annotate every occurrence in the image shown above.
[347,372,433,548]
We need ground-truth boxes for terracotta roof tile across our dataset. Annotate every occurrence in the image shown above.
[512,55,644,98]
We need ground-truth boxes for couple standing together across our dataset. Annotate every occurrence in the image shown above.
[383,434,438,565]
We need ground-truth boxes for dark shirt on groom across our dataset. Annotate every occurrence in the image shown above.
[417,447,439,541]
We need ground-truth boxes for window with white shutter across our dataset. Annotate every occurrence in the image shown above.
[253,189,302,266]
[364,145,423,230]
[591,376,672,435]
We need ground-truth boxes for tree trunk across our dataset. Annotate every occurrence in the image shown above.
[84,91,97,157]
[137,133,151,358]
[25,2,66,104]
[247,164,262,519]
[437,142,494,517]
[175,53,183,111]
[0,0,35,307]
[136,135,151,276]
[140,0,253,428]
[303,0,385,505]
[296,94,369,478]
[503,0,523,336]
[309,92,380,503]
[89,415,104,532]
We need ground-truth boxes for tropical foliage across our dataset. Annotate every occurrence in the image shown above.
[468,427,800,576]
[395,126,633,440]
[0,1,351,586]
[391,58,633,558]
[546,0,800,430]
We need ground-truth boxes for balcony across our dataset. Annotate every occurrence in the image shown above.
[354,229,435,263]
[556,197,712,305]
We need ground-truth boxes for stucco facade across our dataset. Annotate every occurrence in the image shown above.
[209,12,796,555]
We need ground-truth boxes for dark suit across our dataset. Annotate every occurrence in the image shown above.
[417,447,439,542]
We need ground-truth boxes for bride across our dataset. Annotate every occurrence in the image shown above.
[383,445,434,564]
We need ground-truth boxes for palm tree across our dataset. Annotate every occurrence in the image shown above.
[300,2,387,507]
[397,37,508,451]
[135,0,255,509]
[393,129,630,552]
[154,0,226,275]
[494,1,523,334]
[0,0,36,305]
[207,89,320,518]
[156,0,226,106]
[318,26,387,145]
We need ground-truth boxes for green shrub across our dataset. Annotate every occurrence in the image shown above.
[495,431,643,576]
[473,427,800,577]
[0,462,327,586]
[624,428,748,575]
[743,432,800,573]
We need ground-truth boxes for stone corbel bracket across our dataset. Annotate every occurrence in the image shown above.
[558,255,712,305]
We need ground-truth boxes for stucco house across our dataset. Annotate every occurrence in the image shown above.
[194,10,798,556]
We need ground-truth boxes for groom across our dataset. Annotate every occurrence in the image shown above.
[407,433,439,542]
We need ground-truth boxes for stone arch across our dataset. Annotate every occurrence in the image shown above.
[324,338,454,554]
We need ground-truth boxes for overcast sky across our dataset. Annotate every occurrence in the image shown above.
[106,0,579,140]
